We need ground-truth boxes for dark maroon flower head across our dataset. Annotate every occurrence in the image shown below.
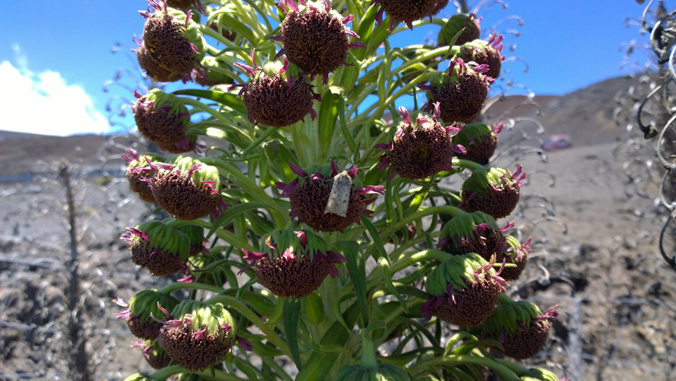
[371,0,436,30]
[275,0,364,83]
[132,89,190,147]
[148,157,226,221]
[167,0,206,13]
[497,235,531,281]
[376,104,465,180]
[276,160,384,232]
[452,122,502,165]
[134,42,181,83]
[437,13,481,46]
[157,135,206,154]
[460,165,526,219]
[422,58,492,124]
[113,290,180,340]
[122,150,166,203]
[235,51,319,127]
[121,221,192,276]
[436,211,510,260]
[133,340,171,370]
[421,254,506,326]
[429,0,449,16]
[157,300,238,371]
[457,34,505,79]
[239,229,346,298]
[140,1,206,80]
[481,300,558,360]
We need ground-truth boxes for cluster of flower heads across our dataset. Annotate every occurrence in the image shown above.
[116,295,252,372]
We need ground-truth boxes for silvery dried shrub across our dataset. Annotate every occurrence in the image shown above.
[113,0,562,379]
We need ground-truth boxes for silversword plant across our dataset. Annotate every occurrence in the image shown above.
[115,0,561,379]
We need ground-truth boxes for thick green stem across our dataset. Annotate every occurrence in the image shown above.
[452,158,487,172]
[408,354,520,381]
[157,282,225,295]
[361,335,377,368]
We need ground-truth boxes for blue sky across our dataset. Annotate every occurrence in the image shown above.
[0,0,657,136]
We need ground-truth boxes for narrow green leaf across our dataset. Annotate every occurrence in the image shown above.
[338,96,357,152]
[295,302,360,381]
[206,203,269,240]
[378,257,408,313]
[283,297,303,371]
[318,90,339,155]
[406,176,435,215]
[360,215,388,261]
[337,240,369,326]
[172,89,246,114]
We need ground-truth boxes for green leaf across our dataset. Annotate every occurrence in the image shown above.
[406,176,435,215]
[173,89,247,114]
[296,302,360,381]
[338,240,369,326]
[338,96,357,152]
[283,297,303,371]
[360,215,388,261]
[206,203,270,240]
[378,257,408,313]
[318,89,339,156]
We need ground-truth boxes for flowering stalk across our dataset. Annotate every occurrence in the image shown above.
[114,0,562,379]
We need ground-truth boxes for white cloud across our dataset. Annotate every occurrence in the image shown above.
[0,60,110,136]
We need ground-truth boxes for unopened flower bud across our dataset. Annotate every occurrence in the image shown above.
[122,220,192,275]
[452,122,502,165]
[437,211,508,259]
[117,289,180,340]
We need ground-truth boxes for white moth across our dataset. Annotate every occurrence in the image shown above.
[325,170,352,217]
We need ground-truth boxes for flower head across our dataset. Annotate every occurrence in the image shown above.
[114,290,180,340]
[376,104,465,180]
[148,156,226,220]
[132,89,191,147]
[421,253,505,326]
[134,41,181,83]
[438,13,481,46]
[157,300,238,371]
[235,51,319,127]
[436,211,510,260]
[422,58,492,124]
[276,160,384,232]
[140,0,206,81]
[275,0,364,83]
[457,34,505,79]
[123,150,166,203]
[371,0,437,30]
[452,122,503,165]
[480,300,558,360]
[460,165,526,219]
[239,229,346,298]
[121,220,193,276]
[496,235,531,281]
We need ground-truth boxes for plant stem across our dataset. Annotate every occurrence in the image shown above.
[157,282,226,295]
[452,158,486,172]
